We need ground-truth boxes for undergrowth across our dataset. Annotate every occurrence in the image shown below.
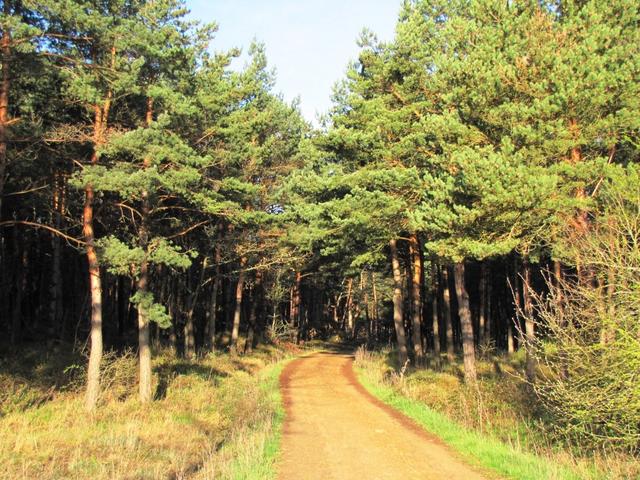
[0,343,292,480]
[354,346,639,480]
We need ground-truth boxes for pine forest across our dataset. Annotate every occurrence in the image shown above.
[0,1,639,479]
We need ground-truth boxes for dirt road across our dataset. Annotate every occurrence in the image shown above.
[277,352,489,480]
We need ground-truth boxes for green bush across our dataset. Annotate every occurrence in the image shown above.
[530,169,640,452]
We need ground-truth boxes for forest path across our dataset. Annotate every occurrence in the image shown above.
[277,352,490,480]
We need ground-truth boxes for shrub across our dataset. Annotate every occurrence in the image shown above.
[530,173,640,453]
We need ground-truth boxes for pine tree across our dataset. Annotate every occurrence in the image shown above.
[38,0,153,410]
[193,42,306,352]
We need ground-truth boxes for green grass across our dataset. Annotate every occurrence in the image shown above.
[356,367,586,480]
[218,359,290,480]
[0,344,295,480]
[261,362,287,470]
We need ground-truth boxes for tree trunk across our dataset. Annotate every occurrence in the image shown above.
[10,232,27,345]
[0,1,11,218]
[299,288,309,342]
[49,174,64,336]
[409,233,424,365]
[117,277,127,340]
[507,319,515,354]
[509,256,521,354]
[453,262,477,383]
[432,266,441,357]
[229,257,247,354]
[569,119,589,285]
[137,252,152,402]
[84,44,115,409]
[0,15,7,321]
[389,239,408,367]
[371,272,379,341]
[84,182,104,410]
[363,272,372,342]
[442,267,455,362]
[182,282,195,358]
[245,270,262,354]
[522,260,536,382]
[288,285,295,325]
[345,277,353,337]
[185,257,206,358]
[224,275,234,340]
[332,295,340,330]
[486,266,493,347]
[84,103,107,412]
[137,97,154,403]
[292,271,302,343]
[0,229,7,329]
[553,260,571,380]
[168,284,178,355]
[208,241,222,351]
[554,260,563,309]
[478,262,487,346]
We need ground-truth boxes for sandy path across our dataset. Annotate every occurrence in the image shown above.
[277,352,489,480]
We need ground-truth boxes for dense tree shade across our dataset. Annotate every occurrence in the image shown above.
[1,0,639,449]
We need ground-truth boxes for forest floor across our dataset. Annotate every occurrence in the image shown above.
[277,350,490,480]
[3,343,637,479]
[0,343,294,480]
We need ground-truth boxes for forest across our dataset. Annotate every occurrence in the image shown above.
[1,0,639,479]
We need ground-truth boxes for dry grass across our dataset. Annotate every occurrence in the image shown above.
[0,343,290,480]
[354,346,640,480]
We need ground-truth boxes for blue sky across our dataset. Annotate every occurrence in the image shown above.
[185,1,400,123]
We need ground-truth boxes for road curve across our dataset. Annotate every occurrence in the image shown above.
[277,352,490,480]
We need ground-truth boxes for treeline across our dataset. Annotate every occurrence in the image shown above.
[286,0,639,375]
[283,0,639,449]
[2,0,640,448]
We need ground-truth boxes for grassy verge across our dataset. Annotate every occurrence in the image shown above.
[356,370,578,480]
[354,348,632,480]
[198,359,290,480]
[0,344,293,480]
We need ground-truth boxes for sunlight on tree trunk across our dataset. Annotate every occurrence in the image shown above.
[453,262,476,384]
[390,239,408,367]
